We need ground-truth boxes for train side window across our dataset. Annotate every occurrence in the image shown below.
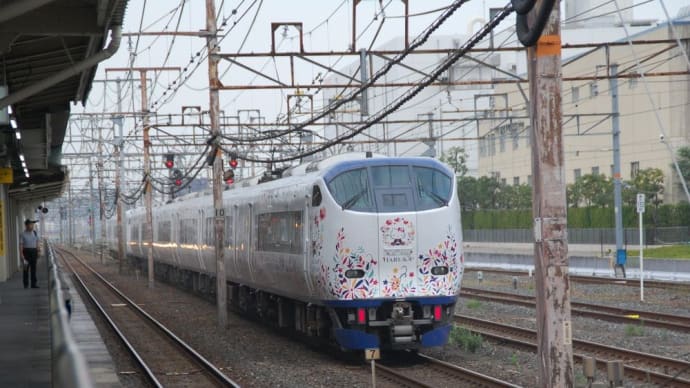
[157,221,171,242]
[179,219,197,245]
[204,217,214,245]
[257,211,303,254]
[225,215,234,245]
[311,185,322,206]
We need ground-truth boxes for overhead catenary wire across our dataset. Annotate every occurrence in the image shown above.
[228,4,515,164]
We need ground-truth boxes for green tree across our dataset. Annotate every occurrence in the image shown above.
[476,176,501,209]
[567,180,584,208]
[632,168,664,206]
[676,146,690,186]
[457,176,479,210]
[578,174,613,207]
[497,183,532,209]
[440,147,468,177]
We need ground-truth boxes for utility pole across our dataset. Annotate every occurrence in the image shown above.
[88,160,96,257]
[527,2,574,386]
[141,69,154,289]
[114,78,126,274]
[206,0,227,327]
[106,67,179,288]
[610,64,624,265]
[97,124,106,264]
[68,181,73,245]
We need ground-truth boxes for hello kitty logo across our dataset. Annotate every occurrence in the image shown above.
[380,217,415,247]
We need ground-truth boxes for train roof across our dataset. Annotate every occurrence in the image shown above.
[127,153,453,216]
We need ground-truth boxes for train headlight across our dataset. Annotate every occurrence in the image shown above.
[431,266,449,275]
[344,269,365,278]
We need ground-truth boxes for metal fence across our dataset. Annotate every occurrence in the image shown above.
[464,226,690,245]
[47,242,94,388]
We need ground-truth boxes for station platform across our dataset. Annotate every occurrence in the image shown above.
[0,256,120,387]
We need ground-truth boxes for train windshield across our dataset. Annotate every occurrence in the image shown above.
[327,163,452,212]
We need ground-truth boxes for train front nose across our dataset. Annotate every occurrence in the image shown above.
[377,214,419,298]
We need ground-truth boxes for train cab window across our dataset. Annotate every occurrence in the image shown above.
[372,166,410,187]
[413,167,452,210]
[371,166,415,212]
[311,185,322,207]
[327,168,373,211]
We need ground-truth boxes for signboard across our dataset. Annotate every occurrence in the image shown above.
[365,348,380,360]
[636,193,645,213]
[0,168,13,184]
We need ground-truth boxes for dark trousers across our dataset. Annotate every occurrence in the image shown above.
[22,248,38,288]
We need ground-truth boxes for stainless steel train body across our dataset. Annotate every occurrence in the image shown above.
[113,153,464,350]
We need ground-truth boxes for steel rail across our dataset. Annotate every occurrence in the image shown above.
[464,268,690,291]
[455,315,690,387]
[417,353,521,387]
[461,287,690,333]
[57,248,240,387]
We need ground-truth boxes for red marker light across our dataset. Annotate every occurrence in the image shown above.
[174,179,182,186]
[357,308,366,324]
[433,305,442,321]
[164,154,175,169]
[225,177,234,184]
[229,158,238,168]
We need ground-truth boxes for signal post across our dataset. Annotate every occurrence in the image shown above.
[105,66,180,288]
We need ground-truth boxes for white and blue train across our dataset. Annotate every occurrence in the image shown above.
[110,153,464,350]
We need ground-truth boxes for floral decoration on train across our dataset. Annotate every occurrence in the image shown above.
[319,227,378,299]
[381,266,417,297]
[310,207,326,259]
[380,217,415,247]
[417,227,461,295]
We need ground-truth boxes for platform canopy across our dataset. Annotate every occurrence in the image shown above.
[0,0,129,202]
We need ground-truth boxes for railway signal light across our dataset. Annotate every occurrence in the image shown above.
[164,153,174,169]
[223,169,235,185]
[172,168,183,186]
[228,152,238,169]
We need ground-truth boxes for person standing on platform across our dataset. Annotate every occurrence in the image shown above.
[20,219,40,289]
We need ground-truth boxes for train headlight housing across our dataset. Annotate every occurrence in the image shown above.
[344,269,365,278]
[431,266,449,275]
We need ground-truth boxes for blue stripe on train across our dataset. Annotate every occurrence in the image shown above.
[420,324,452,347]
[334,329,380,349]
[323,295,457,308]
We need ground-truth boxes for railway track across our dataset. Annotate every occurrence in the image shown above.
[56,248,240,388]
[375,353,520,388]
[461,287,690,333]
[465,268,690,291]
[455,314,690,387]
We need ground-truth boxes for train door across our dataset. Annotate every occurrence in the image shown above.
[224,205,238,280]
[172,212,181,266]
[196,208,206,272]
[235,203,253,283]
[303,197,315,297]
